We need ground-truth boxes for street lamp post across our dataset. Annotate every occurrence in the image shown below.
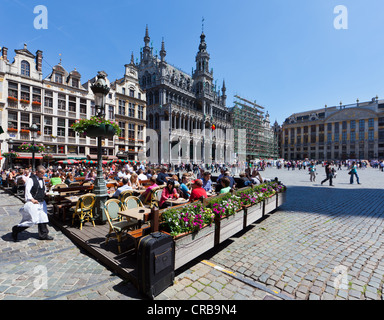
[91,72,110,224]
[7,138,14,169]
[29,123,39,172]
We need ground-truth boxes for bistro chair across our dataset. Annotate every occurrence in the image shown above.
[104,199,138,254]
[70,193,96,230]
[16,179,25,196]
[149,187,162,208]
[52,183,69,196]
[118,190,135,203]
[123,196,144,209]
[68,181,81,194]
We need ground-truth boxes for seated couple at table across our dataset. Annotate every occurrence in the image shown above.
[159,178,211,209]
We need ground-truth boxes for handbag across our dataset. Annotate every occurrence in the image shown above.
[348,171,352,175]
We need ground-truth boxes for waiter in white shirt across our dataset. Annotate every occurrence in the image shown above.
[12,166,53,241]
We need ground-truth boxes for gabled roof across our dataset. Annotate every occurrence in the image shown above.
[14,44,35,59]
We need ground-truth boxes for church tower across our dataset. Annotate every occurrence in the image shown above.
[193,32,213,96]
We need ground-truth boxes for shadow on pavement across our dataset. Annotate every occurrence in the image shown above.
[280,186,384,218]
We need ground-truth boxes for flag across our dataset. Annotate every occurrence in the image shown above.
[211,124,216,131]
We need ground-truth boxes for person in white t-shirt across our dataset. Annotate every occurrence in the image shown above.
[137,168,147,181]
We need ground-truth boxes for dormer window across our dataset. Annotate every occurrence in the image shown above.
[21,60,30,76]
[55,73,63,84]
[71,78,79,88]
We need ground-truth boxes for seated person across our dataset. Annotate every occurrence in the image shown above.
[130,173,141,189]
[140,176,158,205]
[224,171,236,189]
[65,172,75,185]
[16,169,30,185]
[112,177,132,198]
[202,172,213,193]
[220,177,232,194]
[137,169,148,181]
[159,180,179,209]
[179,174,191,199]
[237,172,251,189]
[117,168,130,181]
[48,172,63,189]
[156,167,170,185]
[84,170,96,183]
[250,170,271,184]
[189,179,207,202]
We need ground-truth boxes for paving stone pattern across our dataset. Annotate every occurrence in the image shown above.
[1,167,384,300]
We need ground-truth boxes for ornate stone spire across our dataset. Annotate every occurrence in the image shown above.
[160,37,166,62]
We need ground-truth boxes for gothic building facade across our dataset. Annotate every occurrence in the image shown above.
[138,26,233,165]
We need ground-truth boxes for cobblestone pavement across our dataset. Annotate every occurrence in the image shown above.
[1,167,384,300]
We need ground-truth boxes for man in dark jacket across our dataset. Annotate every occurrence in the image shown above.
[321,163,334,186]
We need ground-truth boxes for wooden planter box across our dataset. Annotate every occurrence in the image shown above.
[277,191,286,208]
[264,194,277,215]
[173,224,216,270]
[214,209,244,246]
[161,190,287,271]
[243,201,263,227]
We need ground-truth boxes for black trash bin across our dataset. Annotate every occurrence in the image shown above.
[137,232,175,299]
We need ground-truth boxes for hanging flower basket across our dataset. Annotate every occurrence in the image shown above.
[85,123,116,138]
[3,151,19,158]
[71,116,121,138]
[19,143,46,153]
[32,101,42,106]
[7,128,18,133]
[20,99,30,105]
[43,153,53,160]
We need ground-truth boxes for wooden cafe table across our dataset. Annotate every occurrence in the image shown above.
[118,207,151,228]
[64,195,80,204]
[165,198,189,207]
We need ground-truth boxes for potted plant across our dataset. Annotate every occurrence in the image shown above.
[7,128,18,133]
[32,101,42,106]
[20,129,30,134]
[71,116,121,138]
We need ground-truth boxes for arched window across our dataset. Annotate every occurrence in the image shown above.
[21,60,30,76]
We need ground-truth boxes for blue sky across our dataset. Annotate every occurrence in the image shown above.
[2,0,384,124]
